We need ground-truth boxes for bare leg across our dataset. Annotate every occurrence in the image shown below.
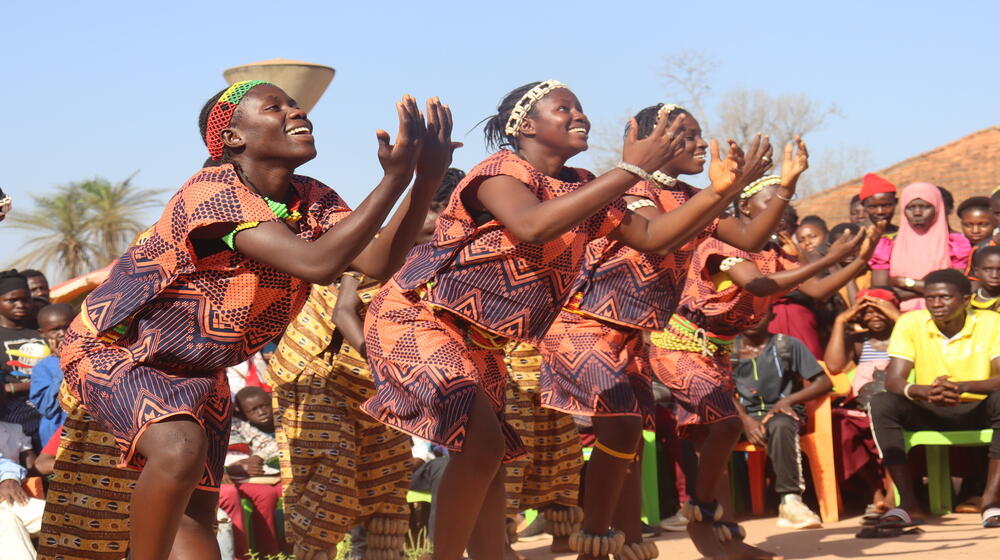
[885,462,926,520]
[433,392,505,560]
[130,418,211,560]
[168,489,222,560]
[686,419,741,560]
[610,458,643,545]
[982,458,1000,512]
[469,467,507,560]
[578,415,642,558]
[713,463,781,560]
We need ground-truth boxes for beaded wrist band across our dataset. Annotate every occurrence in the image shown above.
[504,80,568,136]
[651,170,678,187]
[626,198,656,212]
[617,162,651,181]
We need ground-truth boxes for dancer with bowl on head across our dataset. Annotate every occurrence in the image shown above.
[361,80,754,560]
[46,81,454,559]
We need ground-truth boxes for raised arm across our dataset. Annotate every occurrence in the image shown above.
[234,96,425,285]
[823,302,863,373]
[608,137,770,254]
[472,116,686,244]
[715,137,809,251]
[350,99,461,280]
[725,228,866,297]
[797,227,880,300]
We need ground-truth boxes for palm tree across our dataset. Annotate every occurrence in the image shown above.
[8,184,96,279]
[7,175,165,281]
[80,175,165,265]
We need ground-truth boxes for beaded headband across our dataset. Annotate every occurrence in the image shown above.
[504,80,568,136]
[655,103,687,126]
[205,80,272,161]
[741,175,781,199]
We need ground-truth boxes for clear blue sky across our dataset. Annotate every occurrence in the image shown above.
[2,1,998,278]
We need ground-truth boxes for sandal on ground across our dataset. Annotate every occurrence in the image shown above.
[856,525,924,539]
[861,503,885,525]
[983,507,1000,528]
[876,507,924,529]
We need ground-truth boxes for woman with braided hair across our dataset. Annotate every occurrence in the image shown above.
[647,168,880,559]
[361,80,755,560]
[538,102,783,560]
[46,81,455,559]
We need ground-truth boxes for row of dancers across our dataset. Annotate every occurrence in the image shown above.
[39,79,878,560]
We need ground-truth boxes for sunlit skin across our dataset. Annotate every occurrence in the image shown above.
[862,192,897,228]
[991,197,1000,231]
[0,289,31,328]
[660,113,709,176]
[794,223,827,253]
[850,199,869,226]
[960,207,994,246]
[26,275,50,301]
[903,198,936,230]
[36,306,74,356]
[237,392,275,433]
[974,254,1000,298]
[924,282,969,324]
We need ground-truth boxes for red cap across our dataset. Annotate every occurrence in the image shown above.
[856,288,899,307]
[859,173,896,201]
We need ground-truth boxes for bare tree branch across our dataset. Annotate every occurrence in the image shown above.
[658,49,720,135]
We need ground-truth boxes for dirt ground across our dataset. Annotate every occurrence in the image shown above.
[513,513,1000,559]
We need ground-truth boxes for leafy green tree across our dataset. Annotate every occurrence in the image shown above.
[8,175,164,281]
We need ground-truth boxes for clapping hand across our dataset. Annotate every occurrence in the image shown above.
[735,134,775,190]
[377,95,426,183]
[708,139,742,195]
[780,136,809,190]
[417,97,462,178]
[622,115,687,173]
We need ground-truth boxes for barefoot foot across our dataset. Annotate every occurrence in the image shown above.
[551,535,572,553]
[687,521,726,559]
[721,539,783,560]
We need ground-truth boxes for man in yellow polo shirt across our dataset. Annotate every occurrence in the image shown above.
[870,269,1000,530]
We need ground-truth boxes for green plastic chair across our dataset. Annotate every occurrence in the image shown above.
[893,429,993,514]
[582,430,660,525]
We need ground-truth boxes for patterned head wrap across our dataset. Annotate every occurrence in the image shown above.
[504,80,568,137]
[741,175,781,200]
[856,288,899,307]
[205,80,272,161]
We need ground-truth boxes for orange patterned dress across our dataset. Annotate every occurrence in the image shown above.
[361,150,624,460]
[647,238,797,437]
[539,180,718,429]
[58,164,350,490]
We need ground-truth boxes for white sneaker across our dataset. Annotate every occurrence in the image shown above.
[777,494,822,529]
[659,510,689,532]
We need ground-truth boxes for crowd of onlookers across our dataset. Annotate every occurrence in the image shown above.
[0,173,998,556]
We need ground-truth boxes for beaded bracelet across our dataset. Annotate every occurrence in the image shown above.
[626,199,656,212]
[617,162,651,181]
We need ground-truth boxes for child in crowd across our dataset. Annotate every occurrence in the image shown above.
[971,246,1000,311]
[29,303,75,445]
[823,288,899,521]
[958,197,996,247]
[794,215,828,254]
[0,270,44,449]
[220,386,284,559]
[733,313,831,530]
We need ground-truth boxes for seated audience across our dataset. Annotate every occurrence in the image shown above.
[29,303,75,445]
[971,246,1000,312]
[0,271,44,449]
[859,174,898,234]
[0,386,42,560]
[733,313,832,529]
[219,386,284,559]
[824,288,899,521]
[870,269,1000,530]
[850,194,869,226]
[795,215,829,254]
[958,196,996,248]
[870,183,971,311]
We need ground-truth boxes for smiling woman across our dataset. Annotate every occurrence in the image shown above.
[38,80,457,559]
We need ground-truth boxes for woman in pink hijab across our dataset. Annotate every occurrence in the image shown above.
[870,182,971,311]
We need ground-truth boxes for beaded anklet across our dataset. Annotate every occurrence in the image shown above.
[568,528,626,557]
